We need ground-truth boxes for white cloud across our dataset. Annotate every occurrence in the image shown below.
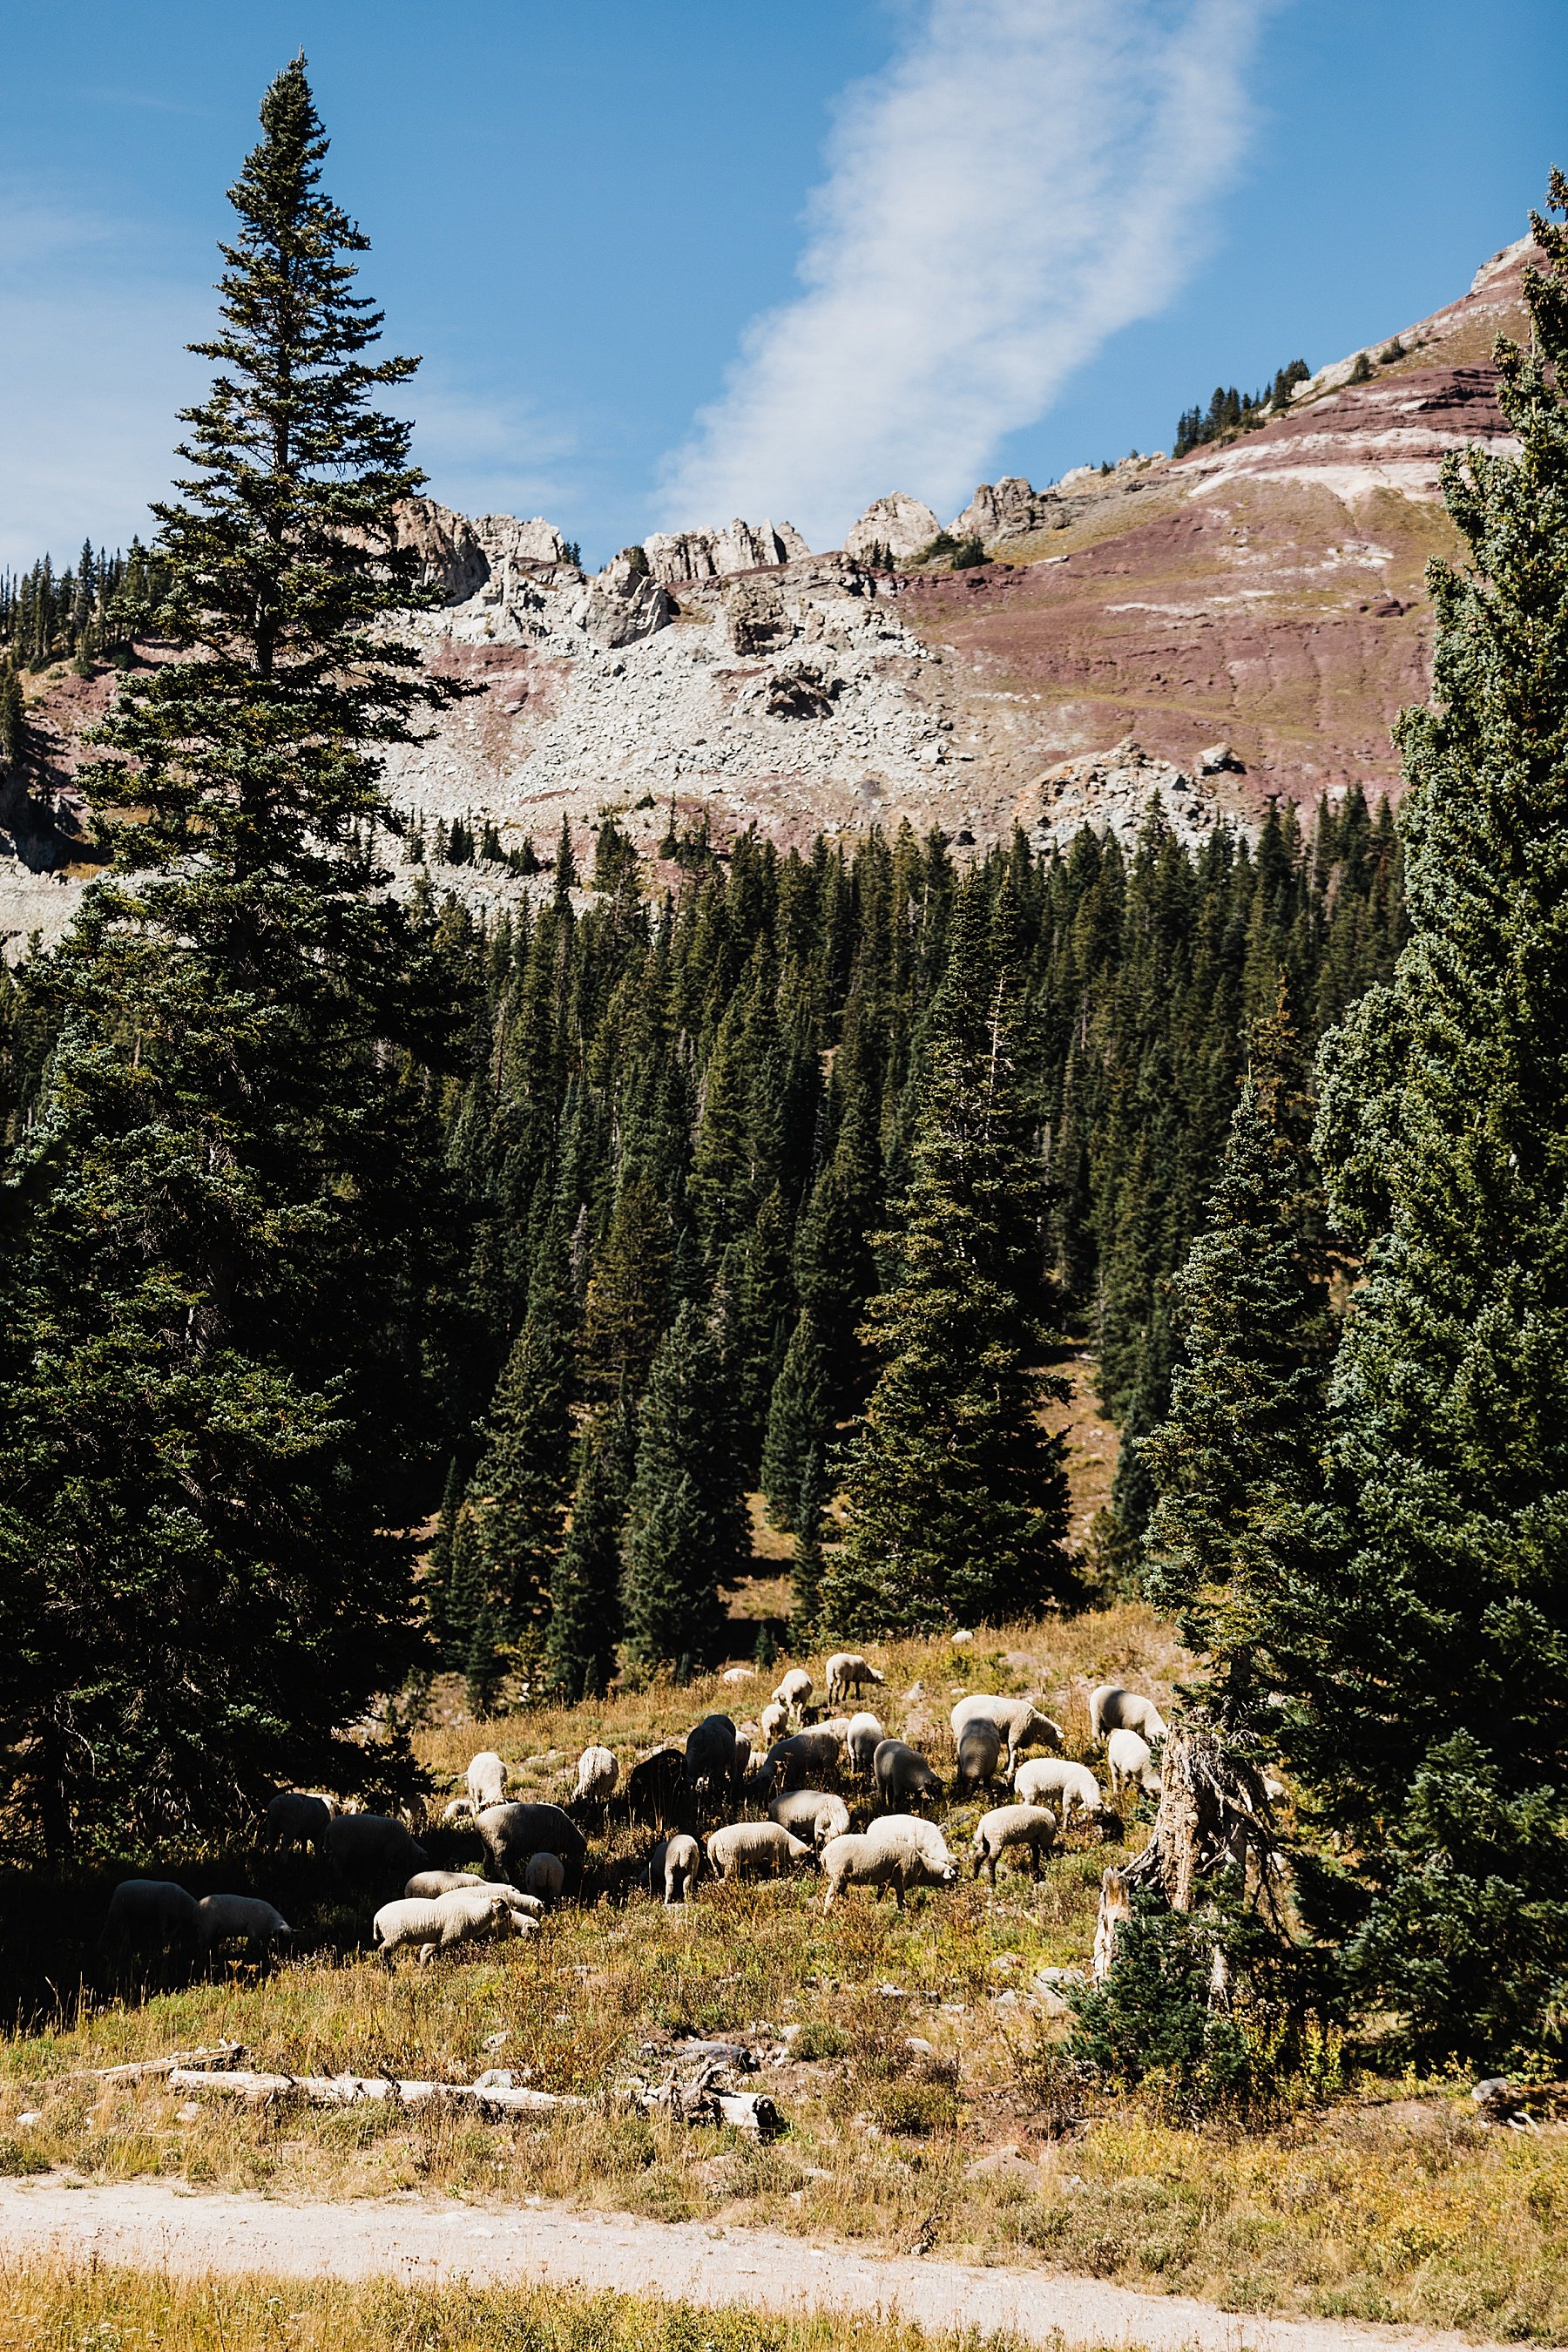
[657,0,1271,546]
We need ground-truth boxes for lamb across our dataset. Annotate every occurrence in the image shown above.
[821,1825,958,1915]
[771,1666,814,1719]
[971,1804,1058,1886]
[195,1893,292,1964]
[872,1737,943,1812]
[769,1788,851,1848]
[328,1813,428,1885]
[624,1745,686,1828]
[1013,1757,1111,1832]
[262,1790,332,1856]
[524,1852,565,1905]
[647,1833,701,1905]
[950,1694,1064,1769]
[372,1888,524,1967]
[761,1726,843,1794]
[1107,1727,1162,1799]
[705,1821,814,1882]
[573,1745,618,1808]
[466,1750,509,1810]
[824,1652,884,1705]
[440,1797,477,1826]
[98,1879,199,1976]
[846,1712,885,1776]
[684,1713,749,1810]
[955,1718,1004,1797]
[1090,1685,1168,1745]
[759,1699,788,1747]
[405,1869,544,1917]
[476,1801,586,1897]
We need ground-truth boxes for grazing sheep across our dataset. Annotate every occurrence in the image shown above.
[1106,1727,1161,1799]
[971,1804,1058,1886]
[476,1801,586,1897]
[950,1694,1064,1769]
[759,1699,788,1747]
[863,1812,955,1873]
[705,1821,814,1882]
[769,1788,851,1848]
[196,1893,292,1964]
[466,1750,509,1811]
[846,1712,885,1776]
[956,1719,1004,1797]
[98,1880,199,1977]
[440,1797,477,1826]
[1090,1685,1168,1746]
[872,1737,943,1812]
[1013,1758,1111,1832]
[573,1745,618,1808]
[405,1869,544,1918]
[524,1851,565,1905]
[684,1713,749,1810]
[824,1652,885,1705]
[625,1745,686,1829]
[328,1813,428,1885]
[647,1833,702,1905]
[771,1667,814,1719]
[720,1666,757,1686]
[821,1826,958,1915]
[262,1790,332,1856]
[372,1889,522,1968]
[760,1726,844,1794]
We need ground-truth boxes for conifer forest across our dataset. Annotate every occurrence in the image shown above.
[1,56,1566,2138]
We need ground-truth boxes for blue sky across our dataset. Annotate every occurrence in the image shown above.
[1,0,1560,570]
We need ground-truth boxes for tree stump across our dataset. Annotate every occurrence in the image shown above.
[1092,1725,1287,1979]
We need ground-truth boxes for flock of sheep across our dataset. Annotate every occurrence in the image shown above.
[97,1651,1170,1980]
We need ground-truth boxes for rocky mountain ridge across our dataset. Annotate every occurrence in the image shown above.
[0,233,1538,945]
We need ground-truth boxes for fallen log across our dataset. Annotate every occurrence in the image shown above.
[74,2043,247,2085]
[166,2067,586,2115]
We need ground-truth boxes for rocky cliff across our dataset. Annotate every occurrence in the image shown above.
[0,233,1537,946]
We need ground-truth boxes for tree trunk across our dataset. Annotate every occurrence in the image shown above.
[1092,1725,1286,1980]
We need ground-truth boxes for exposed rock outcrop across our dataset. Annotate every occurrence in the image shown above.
[843,493,940,564]
[1022,738,1233,853]
[569,555,672,649]
[643,518,810,585]
[950,476,1063,544]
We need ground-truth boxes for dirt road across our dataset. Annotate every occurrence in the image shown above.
[0,2175,1514,2352]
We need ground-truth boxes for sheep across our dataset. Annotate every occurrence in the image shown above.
[846,1712,885,1776]
[684,1713,749,1811]
[625,1745,686,1829]
[98,1879,199,1978]
[821,1826,958,1915]
[759,1699,788,1747]
[761,1726,843,1794]
[262,1790,332,1856]
[304,1791,342,1818]
[476,1801,587,1898]
[1107,1727,1162,1800]
[771,1666,814,1719]
[705,1821,814,1882]
[1014,1758,1112,1833]
[720,1666,757,1686]
[769,1788,851,1848]
[971,1804,1058,1887]
[573,1745,618,1809]
[195,1893,292,1965]
[328,1812,428,1886]
[956,1719,1004,1797]
[440,1797,477,1826]
[824,1652,885,1705]
[466,1750,509,1811]
[405,1869,543,1917]
[524,1852,565,1905]
[647,1833,702,1905]
[1090,1685,1168,1745]
[862,1812,955,1874]
[950,1694,1064,1770]
[872,1737,942,1813]
[372,1888,523,1968]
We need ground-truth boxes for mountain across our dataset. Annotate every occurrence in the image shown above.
[0,234,1535,946]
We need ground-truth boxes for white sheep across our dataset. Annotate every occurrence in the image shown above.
[98,1879,199,1974]
[196,1893,293,1963]
[821,1822,958,1915]
[466,1749,509,1810]
[404,1870,543,1918]
[440,1797,476,1826]
[759,1699,788,1747]
[771,1667,814,1720]
[1014,1758,1108,1829]
[573,1745,618,1808]
[824,1652,884,1705]
[705,1821,814,1882]
[1089,1685,1168,1745]
[524,1852,565,1904]
[768,1788,851,1848]
[720,1666,757,1686]
[647,1833,702,1905]
[262,1790,332,1855]
[846,1712,884,1776]
[372,1887,527,1967]
[863,1812,955,1874]
[950,1693,1064,1769]
[971,1804,1058,1886]
[1106,1727,1161,1799]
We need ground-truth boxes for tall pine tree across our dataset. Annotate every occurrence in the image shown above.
[621,1298,747,1672]
[545,1395,637,1700]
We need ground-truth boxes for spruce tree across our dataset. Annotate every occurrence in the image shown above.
[821,983,1076,1636]
[790,1442,828,1639]
[0,58,464,1850]
[1139,987,1336,1721]
[760,1307,829,1531]
[452,1303,574,1650]
[545,1395,636,1700]
[621,1298,747,1671]
[1294,182,1568,2064]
